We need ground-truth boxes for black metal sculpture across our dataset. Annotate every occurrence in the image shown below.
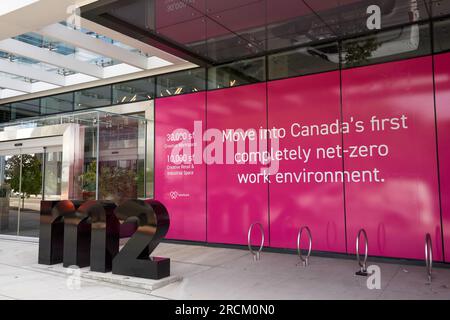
[87,201,119,273]
[39,200,73,265]
[63,201,92,268]
[38,199,170,280]
[112,199,170,279]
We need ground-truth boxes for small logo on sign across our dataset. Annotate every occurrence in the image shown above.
[169,191,190,200]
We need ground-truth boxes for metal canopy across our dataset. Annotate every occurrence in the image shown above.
[81,0,449,64]
[0,1,192,100]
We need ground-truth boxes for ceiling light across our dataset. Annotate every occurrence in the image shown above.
[0,0,40,17]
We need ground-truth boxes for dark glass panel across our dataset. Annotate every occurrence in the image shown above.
[113,78,155,104]
[434,17,450,54]
[0,105,11,123]
[268,42,339,80]
[11,99,40,119]
[341,23,431,68]
[208,57,265,89]
[41,92,74,115]
[74,85,112,109]
[156,68,206,97]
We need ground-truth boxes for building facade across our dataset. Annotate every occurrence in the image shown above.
[0,0,449,263]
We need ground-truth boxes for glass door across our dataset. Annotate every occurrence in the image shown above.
[0,146,62,237]
[43,147,63,201]
[16,150,44,237]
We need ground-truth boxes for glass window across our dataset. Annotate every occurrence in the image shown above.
[341,23,431,68]
[11,99,40,119]
[112,77,155,104]
[41,92,74,115]
[74,85,112,109]
[434,18,450,54]
[156,68,206,97]
[0,105,11,123]
[268,42,339,80]
[208,57,266,90]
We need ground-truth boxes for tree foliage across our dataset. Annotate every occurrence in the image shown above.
[5,154,42,197]
[81,160,138,204]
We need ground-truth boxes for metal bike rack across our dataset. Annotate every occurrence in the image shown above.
[355,229,369,276]
[297,226,312,267]
[425,233,433,283]
[248,222,264,261]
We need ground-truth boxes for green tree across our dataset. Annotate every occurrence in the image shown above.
[81,160,138,204]
[344,39,381,67]
[5,154,42,207]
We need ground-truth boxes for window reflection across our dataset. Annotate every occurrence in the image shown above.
[12,99,40,119]
[208,57,265,90]
[341,23,431,68]
[113,78,155,105]
[434,18,450,54]
[41,93,74,115]
[157,68,206,97]
[75,85,112,109]
[268,42,339,80]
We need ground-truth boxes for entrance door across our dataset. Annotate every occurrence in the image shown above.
[0,143,62,237]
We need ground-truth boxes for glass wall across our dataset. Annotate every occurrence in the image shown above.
[41,92,74,115]
[0,111,147,237]
[75,85,112,110]
[157,68,206,97]
[11,99,40,120]
[268,42,339,80]
[97,112,147,204]
[1,18,450,122]
[434,18,450,54]
[208,57,266,89]
[112,77,155,104]
[341,23,431,68]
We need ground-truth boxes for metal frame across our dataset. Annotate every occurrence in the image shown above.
[248,222,264,261]
[425,233,433,282]
[355,228,369,276]
[0,123,84,200]
[297,226,312,267]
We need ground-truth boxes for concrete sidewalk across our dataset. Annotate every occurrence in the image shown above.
[0,238,449,300]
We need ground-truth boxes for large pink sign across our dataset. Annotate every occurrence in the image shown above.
[153,55,447,263]
[268,71,346,252]
[435,52,450,262]
[342,57,443,260]
[206,83,269,245]
[154,92,207,241]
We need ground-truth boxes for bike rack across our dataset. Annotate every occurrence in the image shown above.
[248,222,264,261]
[355,229,369,276]
[425,233,433,283]
[297,226,312,267]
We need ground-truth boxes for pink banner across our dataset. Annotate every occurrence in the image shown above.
[435,52,450,262]
[268,71,346,252]
[342,56,442,260]
[154,92,207,241]
[206,83,269,245]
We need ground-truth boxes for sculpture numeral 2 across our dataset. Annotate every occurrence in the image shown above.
[38,199,170,280]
